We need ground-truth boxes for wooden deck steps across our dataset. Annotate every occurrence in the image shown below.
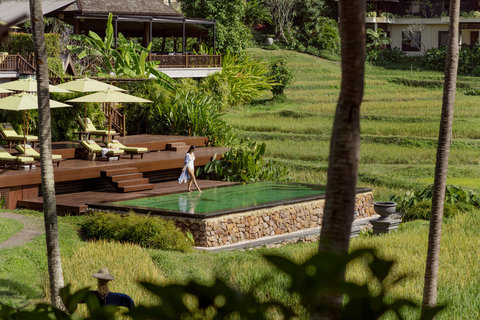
[166,142,190,152]
[102,167,154,193]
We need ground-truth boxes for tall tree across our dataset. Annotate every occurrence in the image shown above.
[316,0,365,317]
[29,0,65,309]
[422,0,460,315]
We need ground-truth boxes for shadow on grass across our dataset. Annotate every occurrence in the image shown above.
[0,278,38,306]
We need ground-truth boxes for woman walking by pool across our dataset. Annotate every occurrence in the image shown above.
[179,146,202,193]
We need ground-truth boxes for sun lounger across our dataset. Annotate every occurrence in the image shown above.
[15,144,63,167]
[76,116,119,142]
[0,146,36,169]
[80,139,124,161]
[107,140,148,159]
[0,122,38,148]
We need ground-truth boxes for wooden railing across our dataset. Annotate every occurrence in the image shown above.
[0,54,62,84]
[147,54,221,68]
[101,103,126,137]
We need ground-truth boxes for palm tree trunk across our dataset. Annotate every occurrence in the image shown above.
[29,0,65,309]
[315,0,365,318]
[422,0,460,314]
[319,0,365,256]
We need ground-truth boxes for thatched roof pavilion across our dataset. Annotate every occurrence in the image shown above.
[50,0,215,51]
[0,0,216,53]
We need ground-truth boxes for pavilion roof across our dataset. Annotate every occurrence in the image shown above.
[58,0,182,17]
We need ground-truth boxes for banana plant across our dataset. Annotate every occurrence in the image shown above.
[67,13,175,92]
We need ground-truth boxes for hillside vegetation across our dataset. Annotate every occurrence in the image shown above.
[224,48,480,200]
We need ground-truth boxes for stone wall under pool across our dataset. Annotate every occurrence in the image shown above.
[163,191,375,248]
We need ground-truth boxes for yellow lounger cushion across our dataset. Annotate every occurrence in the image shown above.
[0,123,38,140]
[15,144,62,160]
[77,117,116,134]
[0,146,34,162]
[108,140,148,153]
[81,140,124,156]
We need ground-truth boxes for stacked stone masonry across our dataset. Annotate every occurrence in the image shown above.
[169,191,374,247]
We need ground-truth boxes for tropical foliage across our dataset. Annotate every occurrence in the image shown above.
[391,184,480,221]
[198,139,289,182]
[0,33,61,58]
[202,52,273,108]
[421,46,480,75]
[67,14,174,90]
[180,0,252,53]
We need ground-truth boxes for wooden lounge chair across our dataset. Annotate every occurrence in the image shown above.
[0,122,38,148]
[80,139,124,161]
[15,144,63,167]
[76,116,119,142]
[107,140,148,159]
[0,146,36,169]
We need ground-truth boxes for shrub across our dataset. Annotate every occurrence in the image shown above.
[392,184,479,221]
[198,138,290,182]
[269,57,293,98]
[402,200,461,222]
[166,83,236,146]
[0,33,60,58]
[367,48,406,65]
[421,46,480,75]
[120,79,236,146]
[79,212,194,252]
[181,0,252,53]
[201,52,274,108]
[293,17,340,55]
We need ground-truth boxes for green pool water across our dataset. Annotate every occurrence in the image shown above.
[114,182,326,215]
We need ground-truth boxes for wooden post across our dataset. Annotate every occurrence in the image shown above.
[143,22,149,47]
[122,112,126,137]
[74,19,80,34]
[182,18,186,55]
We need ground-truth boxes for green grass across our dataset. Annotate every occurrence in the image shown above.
[0,210,83,307]
[0,217,23,243]
[225,48,480,200]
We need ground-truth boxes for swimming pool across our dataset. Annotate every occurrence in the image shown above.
[90,182,374,248]
[113,182,327,217]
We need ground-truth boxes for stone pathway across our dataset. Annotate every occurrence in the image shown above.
[0,212,44,249]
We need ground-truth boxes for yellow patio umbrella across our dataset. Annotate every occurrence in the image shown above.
[66,89,152,142]
[0,87,12,94]
[57,77,126,131]
[0,92,71,152]
[56,77,126,93]
[0,78,72,93]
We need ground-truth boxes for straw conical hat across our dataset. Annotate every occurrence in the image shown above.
[91,267,114,281]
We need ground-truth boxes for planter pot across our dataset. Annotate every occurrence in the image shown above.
[373,201,397,217]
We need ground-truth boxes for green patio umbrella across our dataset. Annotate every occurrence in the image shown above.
[0,92,71,152]
[66,89,152,142]
[0,78,72,93]
[57,77,126,131]
[56,77,126,93]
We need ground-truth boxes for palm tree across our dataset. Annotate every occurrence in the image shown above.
[422,0,460,315]
[29,0,65,309]
[316,0,365,317]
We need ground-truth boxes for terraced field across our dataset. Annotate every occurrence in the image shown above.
[224,49,480,200]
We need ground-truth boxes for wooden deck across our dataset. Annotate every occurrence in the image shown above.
[0,134,226,210]
[18,180,234,214]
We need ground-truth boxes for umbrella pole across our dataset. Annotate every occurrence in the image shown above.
[84,105,88,140]
[22,110,26,155]
[108,102,113,144]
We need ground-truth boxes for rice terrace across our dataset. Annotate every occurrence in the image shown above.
[0,0,480,319]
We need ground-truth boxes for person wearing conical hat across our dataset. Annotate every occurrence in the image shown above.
[90,267,135,309]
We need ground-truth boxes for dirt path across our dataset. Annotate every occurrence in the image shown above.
[0,212,44,249]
